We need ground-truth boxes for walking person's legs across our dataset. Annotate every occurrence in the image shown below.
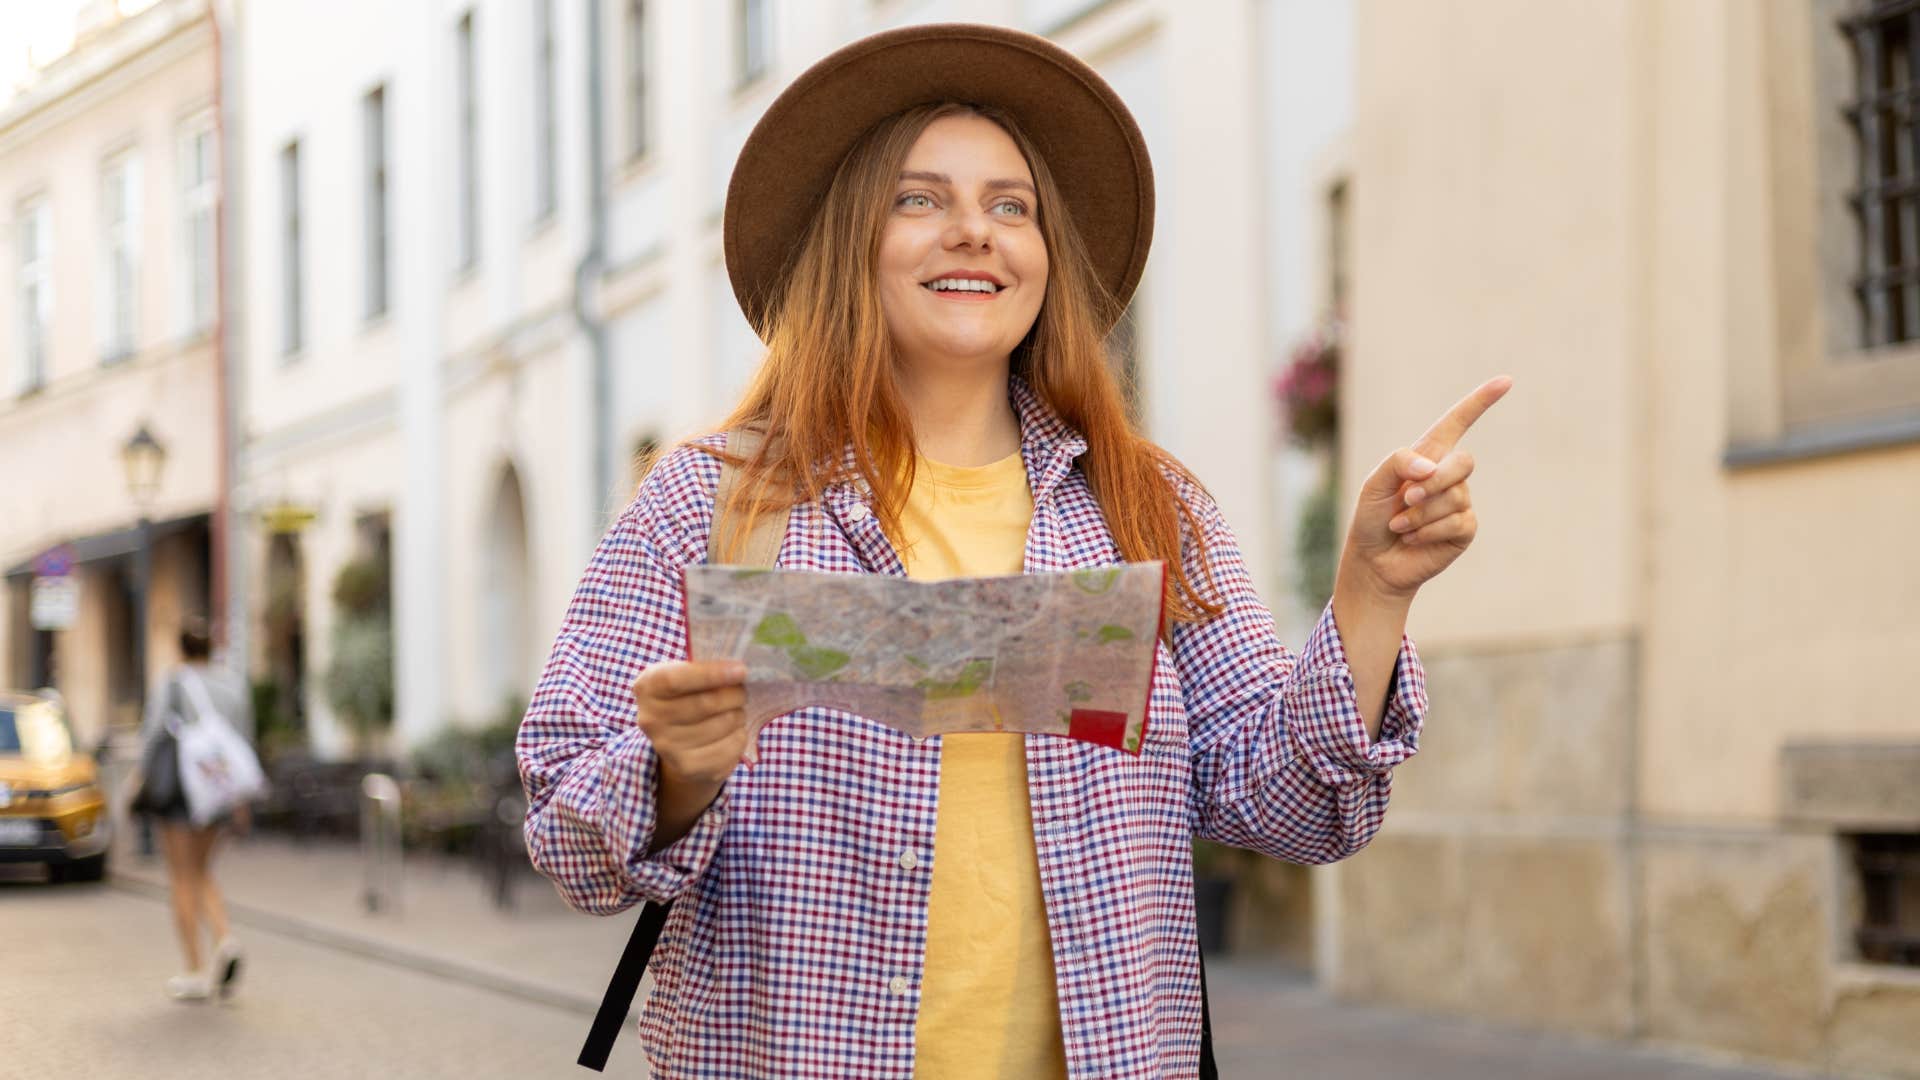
[158,822,202,971]
[190,824,244,996]
[158,821,212,1001]
[188,827,229,942]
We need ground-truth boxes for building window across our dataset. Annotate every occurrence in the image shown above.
[99,150,140,363]
[281,139,303,356]
[533,0,558,221]
[624,0,649,161]
[179,113,217,339]
[456,11,480,273]
[14,197,51,394]
[1842,4,1920,346]
[1852,833,1920,966]
[735,0,770,88]
[364,84,390,319]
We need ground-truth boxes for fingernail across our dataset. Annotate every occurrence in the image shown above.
[1411,456,1436,477]
[1405,486,1427,506]
[1389,515,1410,532]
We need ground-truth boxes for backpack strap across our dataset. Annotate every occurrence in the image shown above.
[706,427,789,566]
[178,666,218,727]
[578,428,793,1072]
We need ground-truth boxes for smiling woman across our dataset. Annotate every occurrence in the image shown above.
[519,22,1459,1080]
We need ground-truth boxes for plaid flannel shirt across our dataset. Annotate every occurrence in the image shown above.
[518,377,1427,1078]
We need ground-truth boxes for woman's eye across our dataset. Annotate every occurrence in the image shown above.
[993,200,1029,217]
[897,193,934,209]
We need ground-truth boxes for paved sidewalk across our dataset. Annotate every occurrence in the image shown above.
[110,834,625,1017]
[108,837,1810,1078]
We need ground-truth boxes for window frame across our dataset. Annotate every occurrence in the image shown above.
[734,0,771,90]
[98,146,141,365]
[178,107,218,341]
[364,84,391,320]
[533,0,558,223]
[280,138,304,358]
[455,10,480,275]
[14,194,53,395]
[1729,0,1920,466]
[624,0,650,163]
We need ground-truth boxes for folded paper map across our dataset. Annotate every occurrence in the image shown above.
[682,562,1167,760]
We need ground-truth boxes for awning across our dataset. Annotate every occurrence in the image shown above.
[4,512,211,582]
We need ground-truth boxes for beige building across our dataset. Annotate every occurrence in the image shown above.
[0,0,225,749]
[1326,1,1920,1075]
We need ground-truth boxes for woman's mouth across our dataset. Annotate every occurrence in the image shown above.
[921,276,1004,300]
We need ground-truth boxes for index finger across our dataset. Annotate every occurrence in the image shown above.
[640,659,748,698]
[1413,375,1513,458]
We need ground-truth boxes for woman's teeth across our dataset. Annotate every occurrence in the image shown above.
[924,279,1000,293]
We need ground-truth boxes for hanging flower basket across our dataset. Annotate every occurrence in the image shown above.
[1272,323,1341,446]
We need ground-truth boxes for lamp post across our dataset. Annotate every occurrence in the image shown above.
[121,423,166,856]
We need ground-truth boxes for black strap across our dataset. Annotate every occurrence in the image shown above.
[1199,946,1218,1078]
[577,900,672,1071]
[579,900,1217,1074]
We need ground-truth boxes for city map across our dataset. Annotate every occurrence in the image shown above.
[681,562,1166,759]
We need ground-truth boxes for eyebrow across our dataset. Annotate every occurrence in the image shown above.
[898,170,1037,197]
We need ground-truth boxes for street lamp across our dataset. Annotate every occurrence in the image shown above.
[121,423,166,856]
[121,424,165,508]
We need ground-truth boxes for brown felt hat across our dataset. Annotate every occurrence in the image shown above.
[723,22,1154,340]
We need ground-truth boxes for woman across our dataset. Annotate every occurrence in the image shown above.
[519,23,1508,1078]
[140,616,251,1002]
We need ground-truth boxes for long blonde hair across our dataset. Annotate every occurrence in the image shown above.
[700,103,1222,625]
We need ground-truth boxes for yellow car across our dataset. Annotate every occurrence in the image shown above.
[0,691,109,883]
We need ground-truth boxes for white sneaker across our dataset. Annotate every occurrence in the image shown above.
[166,972,212,1002]
[212,937,244,998]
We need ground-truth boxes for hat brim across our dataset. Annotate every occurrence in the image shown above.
[723,23,1154,340]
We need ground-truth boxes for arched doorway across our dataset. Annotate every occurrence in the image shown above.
[480,464,532,725]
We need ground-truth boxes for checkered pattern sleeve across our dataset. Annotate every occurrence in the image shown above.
[516,452,731,914]
[1173,479,1428,865]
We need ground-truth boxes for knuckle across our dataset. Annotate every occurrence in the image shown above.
[645,661,684,693]
[1458,450,1476,473]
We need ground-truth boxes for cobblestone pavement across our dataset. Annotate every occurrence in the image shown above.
[2,841,1823,1078]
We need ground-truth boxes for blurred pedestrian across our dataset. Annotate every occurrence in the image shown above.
[522,22,1507,1078]
[136,615,256,1002]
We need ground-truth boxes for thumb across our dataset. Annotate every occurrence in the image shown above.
[1361,447,1437,503]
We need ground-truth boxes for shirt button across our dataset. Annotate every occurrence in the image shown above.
[889,976,909,996]
[898,849,919,870]
[847,504,871,522]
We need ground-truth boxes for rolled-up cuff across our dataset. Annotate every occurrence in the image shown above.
[606,727,731,903]
[1281,602,1428,787]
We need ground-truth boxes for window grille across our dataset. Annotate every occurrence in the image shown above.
[1853,832,1920,966]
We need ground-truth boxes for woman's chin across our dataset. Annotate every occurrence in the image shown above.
[902,342,1019,372]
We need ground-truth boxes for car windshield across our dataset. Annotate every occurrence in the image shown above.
[0,702,74,763]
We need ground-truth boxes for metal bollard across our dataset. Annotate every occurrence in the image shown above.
[360,773,403,914]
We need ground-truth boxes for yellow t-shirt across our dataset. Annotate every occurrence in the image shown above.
[896,450,1069,1080]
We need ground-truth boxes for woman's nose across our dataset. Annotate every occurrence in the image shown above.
[944,206,993,251]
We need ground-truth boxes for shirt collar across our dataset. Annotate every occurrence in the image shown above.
[826,374,1089,503]
[1009,374,1088,502]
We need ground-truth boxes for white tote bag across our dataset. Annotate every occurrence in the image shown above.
[174,667,267,828]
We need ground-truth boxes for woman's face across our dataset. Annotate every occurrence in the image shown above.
[877,114,1049,377]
